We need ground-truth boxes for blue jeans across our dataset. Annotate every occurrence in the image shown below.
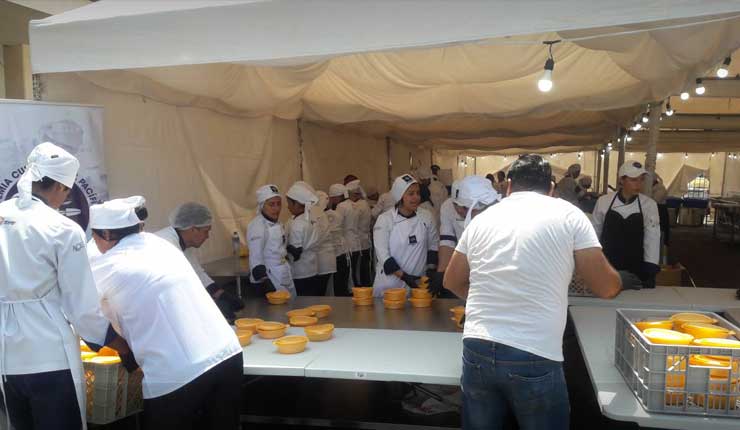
[462,338,570,430]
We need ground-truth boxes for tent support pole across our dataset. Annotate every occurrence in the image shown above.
[297,120,304,181]
[721,152,728,197]
[386,136,392,189]
[595,150,601,192]
[616,127,625,185]
[602,145,611,194]
[643,102,662,197]
[474,157,478,175]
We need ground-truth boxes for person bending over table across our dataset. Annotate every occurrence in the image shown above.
[444,154,622,430]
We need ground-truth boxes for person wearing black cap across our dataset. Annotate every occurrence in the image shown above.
[592,160,661,288]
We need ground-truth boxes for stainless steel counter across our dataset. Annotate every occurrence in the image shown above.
[236,296,465,333]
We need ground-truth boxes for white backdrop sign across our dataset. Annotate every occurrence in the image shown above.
[0,100,107,230]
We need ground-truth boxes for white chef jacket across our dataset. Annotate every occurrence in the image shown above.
[429,178,449,219]
[592,192,661,265]
[286,211,321,279]
[371,192,395,220]
[0,196,111,427]
[246,214,295,294]
[354,199,372,251]
[439,198,465,249]
[336,199,361,253]
[154,226,214,288]
[372,207,439,297]
[316,209,337,275]
[328,207,347,257]
[90,232,241,399]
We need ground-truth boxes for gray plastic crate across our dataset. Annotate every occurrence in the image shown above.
[615,308,740,417]
[83,361,143,425]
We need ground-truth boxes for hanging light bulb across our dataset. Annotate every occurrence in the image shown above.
[658,153,664,159]
[626,133,633,142]
[642,112,649,123]
[695,78,705,95]
[711,152,716,157]
[538,58,554,92]
[684,152,689,159]
[633,122,642,131]
[680,91,690,101]
[666,103,674,116]
[717,56,731,78]
[577,152,582,159]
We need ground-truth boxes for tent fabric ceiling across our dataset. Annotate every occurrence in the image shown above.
[29,0,740,153]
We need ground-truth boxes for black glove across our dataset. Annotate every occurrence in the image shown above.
[260,279,277,294]
[221,290,244,311]
[286,245,302,262]
[120,350,140,373]
[400,273,420,289]
[429,271,444,295]
[642,262,660,289]
[619,271,643,290]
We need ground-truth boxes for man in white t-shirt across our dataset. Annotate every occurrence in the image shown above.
[444,154,622,430]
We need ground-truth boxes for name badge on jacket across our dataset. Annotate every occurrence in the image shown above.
[408,235,417,245]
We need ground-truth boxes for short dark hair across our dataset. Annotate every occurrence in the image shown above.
[431,165,440,174]
[496,171,506,182]
[507,154,552,194]
[33,176,62,191]
[343,174,358,185]
[92,206,148,242]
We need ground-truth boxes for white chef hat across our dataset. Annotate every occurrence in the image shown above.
[256,184,281,209]
[450,179,461,200]
[287,181,319,219]
[618,160,647,178]
[345,179,367,199]
[16,142,80,208]
[328,183,348,198]
[90,196,147,229]
[454,175,501,226]
[417,166,433,180]
[316,190,329,209]
[391,174,418,203]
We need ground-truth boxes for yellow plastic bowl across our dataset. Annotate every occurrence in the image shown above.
[286,308,316,318]
[235,318,264,331]
[352,287,374,298]
[384,288,407,301]
[634,320,674,331]
[383,298,406,310]
[681,322,735,339]
[450,306,465,317]
[238,331,253,347]
[670,312,717,329]
[290,315,319,327]
[692,338,740,348]
[80,340,92,353]
[273,335,308,354]
[88,356,121,365]
[352,296,374,306]
[305,324,335,341]
[257,322,288,339]
[80,351,98,361]
[411,289,433,299]
[643,328,694,345]
[690,354,737,378]
[308,304,332,318]
[409,297,433,308]
[266,290,291,304]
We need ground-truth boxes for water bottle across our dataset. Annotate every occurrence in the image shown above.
[231,232,240,257]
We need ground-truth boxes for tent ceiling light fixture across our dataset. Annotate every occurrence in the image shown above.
[680,91,690,101]
[717,56,731,78]
[695,78,705,95]
[666,102,674,116]
[632,122,642,131]
[537,41,560,93]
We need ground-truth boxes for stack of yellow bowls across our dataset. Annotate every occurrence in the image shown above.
[266,290,291,305]
[681,322,735,340]
[383,288,407,309]
[670,312,717,330]
[352,287,374,306]
[308,304,332,318]
[256,322,287,339]
[409,288,433,308]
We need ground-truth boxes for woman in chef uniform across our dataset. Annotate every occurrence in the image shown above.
[315,191,338,296]
[246,184,296,296]
[372,174,439,297]
[89,196,243,430]
[328,184,352,296]
[285,181,322,295]
[346,179,373,286]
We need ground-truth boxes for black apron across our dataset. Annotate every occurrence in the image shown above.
[601,193,645,280]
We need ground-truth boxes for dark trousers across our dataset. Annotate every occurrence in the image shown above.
[294,276,321,296]
[143,353,243,430]
[359,248,373,286]
[315,274,332,296]
[350,251,362,287]
[334,254,351,296]
[0,369,82,430]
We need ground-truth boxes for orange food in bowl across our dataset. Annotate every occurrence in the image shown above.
[411,289,432,299]
[305,324,335,341]
[273,335,308,354]
[383,299,406,310]
[238,331,253,347]
[235,318,264,331]
[352,296,374,306]
[97,347,119,357]
[352,287,374,298]
[384,288,407,301]
[680,322,734,339]
[634,320,674,331]
[289,315,318,327]
[257,322,288,339]
[642,328,694,345]
[409,297,432,308]
[308,304,332,318]
[286,308,316,318]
